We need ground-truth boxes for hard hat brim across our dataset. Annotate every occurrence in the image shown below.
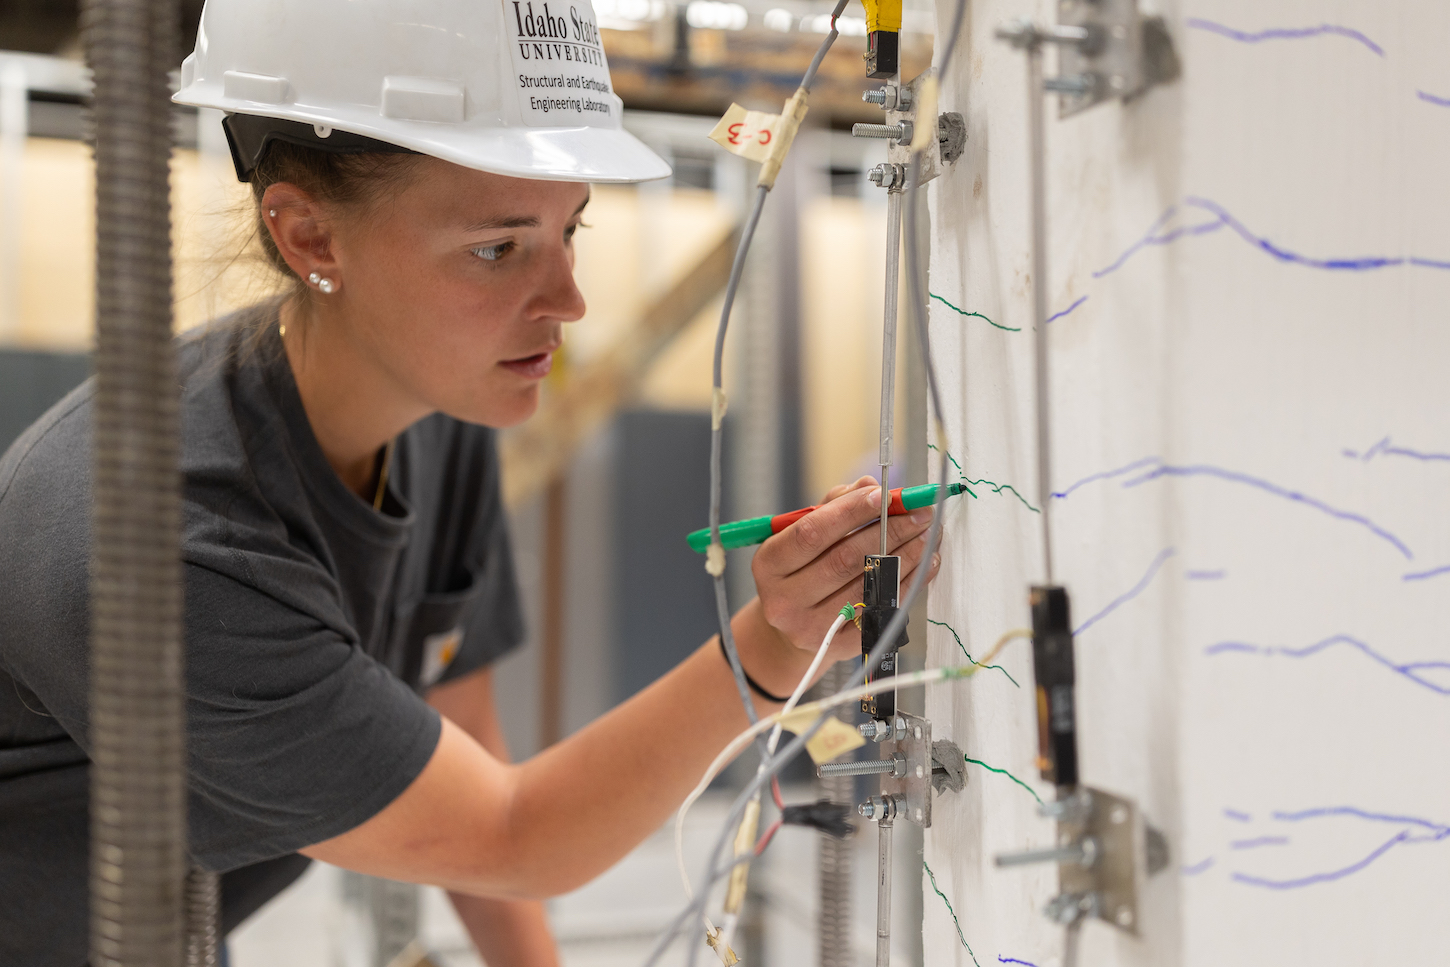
[176,96,673,185]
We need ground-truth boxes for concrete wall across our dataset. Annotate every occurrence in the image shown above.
[922,3,1450,965]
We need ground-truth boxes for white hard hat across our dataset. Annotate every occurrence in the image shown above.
[173,0,671,184]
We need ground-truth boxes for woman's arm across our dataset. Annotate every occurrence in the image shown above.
[302,480,936,898]
[426,668,561,967]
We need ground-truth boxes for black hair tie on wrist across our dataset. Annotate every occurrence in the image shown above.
[719,638,792,704]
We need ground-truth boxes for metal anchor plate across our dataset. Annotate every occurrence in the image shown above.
[880,711,932,827]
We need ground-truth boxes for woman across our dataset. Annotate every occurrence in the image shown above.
[0,1,937,963]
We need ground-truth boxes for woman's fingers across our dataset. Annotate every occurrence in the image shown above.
[809,522,938,611]
[758,484,886,576]
[819,475,881,506]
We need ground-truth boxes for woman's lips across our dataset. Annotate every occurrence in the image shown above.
[499,351,554,380]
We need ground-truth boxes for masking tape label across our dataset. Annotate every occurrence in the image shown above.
[780,708,867,763]
[503,0,620,127]
[708,103,784,163]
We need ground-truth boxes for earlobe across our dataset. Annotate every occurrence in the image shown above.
[261,184,341,288]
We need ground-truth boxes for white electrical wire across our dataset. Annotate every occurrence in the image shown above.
[675,608,853,901]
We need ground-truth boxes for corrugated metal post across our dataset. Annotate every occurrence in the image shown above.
[84,0,188,964]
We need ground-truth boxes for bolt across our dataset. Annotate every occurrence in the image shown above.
[996,836,1099,869]
[914,808,923,822]
[858,794,899,822]
[862,88,888,105]
[867,164,905,189]
[859,719,891,742]
[818,753,906,779]
[915,765,924,778]
[852,120,914,143]
[914,726,923,739]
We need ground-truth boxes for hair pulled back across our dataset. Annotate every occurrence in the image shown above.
[248,141,423,297]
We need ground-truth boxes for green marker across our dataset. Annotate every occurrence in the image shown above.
[687,483,967,554]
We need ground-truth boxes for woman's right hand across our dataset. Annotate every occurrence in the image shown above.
[735,475,941,694]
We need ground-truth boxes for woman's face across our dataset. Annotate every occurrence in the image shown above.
[325,158,590,428]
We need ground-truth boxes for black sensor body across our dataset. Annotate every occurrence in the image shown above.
[865,30,900,78]
[1029,585,1079,789]
[861,554,907,719]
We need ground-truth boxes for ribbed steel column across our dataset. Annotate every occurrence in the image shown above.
[83,0,186,964]
[817,662,853,967]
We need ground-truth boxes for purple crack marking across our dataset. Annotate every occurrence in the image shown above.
[1074,548,1176,636]
[1418,90,1450,108]
[1186,569,1226,581]
[1185,18,1384,57]
[1274,806,1450,835]
[1046,294,1089,323]
[998,959,1040,967]
[1230,807,1450,890]
[1051,455,1161,500]
[1343,436,1450,463]
[1121,462,1413,560]
[1224,809,1253,822]
[1183,197,1432,272]
[1405,565,1450,582]
[1232,832,1412,889]
[1092,205,1228,278]
[1204,635,1450,696]
[1182,856,1216,876]
[1231,837,1290,850]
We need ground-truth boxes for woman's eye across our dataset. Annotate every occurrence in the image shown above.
[472,242,514,262]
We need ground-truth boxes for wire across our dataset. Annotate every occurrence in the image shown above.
[675,607,855,902]
[754,819,784,856]
[650,0,973,957]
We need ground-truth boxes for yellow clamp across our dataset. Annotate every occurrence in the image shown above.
[861,0,903,34]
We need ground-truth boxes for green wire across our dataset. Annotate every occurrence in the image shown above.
[924,860,982,967]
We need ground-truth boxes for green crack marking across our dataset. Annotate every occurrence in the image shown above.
[924,860,982,967]
[963,755,1043,806]
[929,292,1021,332]
[928,444,1038,513]
[928,619,1019,687]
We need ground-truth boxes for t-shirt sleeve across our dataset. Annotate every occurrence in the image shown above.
[183,564,441,871]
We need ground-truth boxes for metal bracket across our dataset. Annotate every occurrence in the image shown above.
[867,71,963,186]
[1054,0,1180,117]
[880,710,933,827]
[995,786,1170,936]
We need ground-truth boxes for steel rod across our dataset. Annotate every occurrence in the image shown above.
[875,816,894,967]
[879,159,904,554]
[1027,44,1054,584]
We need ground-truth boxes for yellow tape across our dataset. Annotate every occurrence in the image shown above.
[861,0,903,34]
[779,704,867,763]
[757,88,809,189]
[711,387,728,430]
[724,797,760,913]
[911,76,940,153]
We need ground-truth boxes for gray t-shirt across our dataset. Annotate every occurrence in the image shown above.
[0,302,525,964]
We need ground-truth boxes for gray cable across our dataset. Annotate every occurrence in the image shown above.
[667,3,969,964]
[84,0,189,964]
[707,0,852,739]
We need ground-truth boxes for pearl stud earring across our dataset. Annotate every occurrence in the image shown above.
[308,272,320,285]
[269,209,277,217]
[318,278,335,294]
